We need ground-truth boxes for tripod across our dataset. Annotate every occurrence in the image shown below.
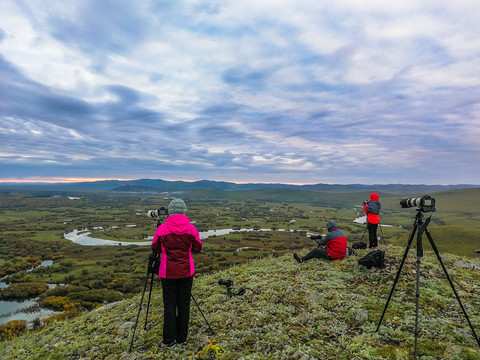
[129,251,161,352]
[376,210,480,358]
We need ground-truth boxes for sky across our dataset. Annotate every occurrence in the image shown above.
[1,0,480,185]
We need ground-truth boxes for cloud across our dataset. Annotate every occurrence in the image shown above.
[0,1,479,184]
[47,0,150,56]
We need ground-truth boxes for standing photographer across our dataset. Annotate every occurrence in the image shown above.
[363,192,381,250]
[151,199,202,348]
[293,221,347,263]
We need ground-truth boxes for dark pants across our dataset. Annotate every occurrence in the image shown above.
[368,222,378,248]
[161,276,193,344]
[302,247,333,261]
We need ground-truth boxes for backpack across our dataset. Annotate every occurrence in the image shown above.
[366,201,381,215]
[358,249,385,269]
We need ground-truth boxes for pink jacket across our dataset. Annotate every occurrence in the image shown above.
[151,214,202,279]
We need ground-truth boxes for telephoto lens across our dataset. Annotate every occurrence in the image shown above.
[400,197,421,208]
[147,207,168,218]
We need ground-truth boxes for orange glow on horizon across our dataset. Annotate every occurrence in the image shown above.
[0,177,135,183]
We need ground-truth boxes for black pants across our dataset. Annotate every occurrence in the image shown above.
[302,247,333,261]
[161,276,193,344]
[367,222,378,248]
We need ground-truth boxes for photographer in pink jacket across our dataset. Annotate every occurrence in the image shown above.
[151,198,202,348]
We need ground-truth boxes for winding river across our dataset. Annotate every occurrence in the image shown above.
[63,216,394,247]
[63,228,283,246]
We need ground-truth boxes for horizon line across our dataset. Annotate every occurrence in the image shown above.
[0,177,477,187]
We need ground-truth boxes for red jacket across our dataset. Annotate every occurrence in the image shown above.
[364,193,380,224]
[318,221,347,260]
[151,214,202,279]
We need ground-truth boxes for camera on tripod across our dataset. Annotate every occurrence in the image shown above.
[218,278,246,297]
[218,278,234,287]
[400,195,436,212]
[147,207,168,219]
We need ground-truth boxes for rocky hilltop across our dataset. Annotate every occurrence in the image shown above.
[1,246,479,359]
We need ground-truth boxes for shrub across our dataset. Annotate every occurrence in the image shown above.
[0,320,27,341]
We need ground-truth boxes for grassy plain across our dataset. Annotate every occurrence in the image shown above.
[1,189,480,288]
[0,188,479,325]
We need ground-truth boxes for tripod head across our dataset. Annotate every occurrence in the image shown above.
[408,210,434,258]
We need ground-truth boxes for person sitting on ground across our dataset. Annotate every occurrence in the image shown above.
[294,221,347,263]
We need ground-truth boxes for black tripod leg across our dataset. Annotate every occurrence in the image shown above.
[379,221,385,245]
[425,229,480,347]
[413,236,423,358]
[129,271,151,352]
[361,223,367,243]
[413,217,430,359]
[144,272,156,330]
[191,294,215,335]
[376,224,417,332]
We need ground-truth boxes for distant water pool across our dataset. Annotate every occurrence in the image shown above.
[0,260,59,326]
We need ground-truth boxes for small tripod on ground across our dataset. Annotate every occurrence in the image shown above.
[376,209,480,359]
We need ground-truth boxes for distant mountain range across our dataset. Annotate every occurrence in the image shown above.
[0,178,478,194]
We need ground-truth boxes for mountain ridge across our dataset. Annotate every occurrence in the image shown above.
[0,178,478,194]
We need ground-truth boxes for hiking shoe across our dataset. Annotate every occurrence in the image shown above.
[160,341,176,348]
[368,247,378,251]
[177,340,187,346]
[294,253,303,263]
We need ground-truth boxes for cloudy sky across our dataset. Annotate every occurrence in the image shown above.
[1,0,480,185]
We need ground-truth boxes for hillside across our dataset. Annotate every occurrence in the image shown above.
[1,245,480,359]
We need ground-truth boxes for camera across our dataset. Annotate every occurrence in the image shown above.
[147,207,168,219]
[218,278,247,297]
[400,195,436,212]
[218,279,234,287]
[363,200,369,205]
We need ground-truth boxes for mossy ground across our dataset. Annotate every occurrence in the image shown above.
[1,244,479,359]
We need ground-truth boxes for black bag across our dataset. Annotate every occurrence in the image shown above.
[358,249,385,269]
